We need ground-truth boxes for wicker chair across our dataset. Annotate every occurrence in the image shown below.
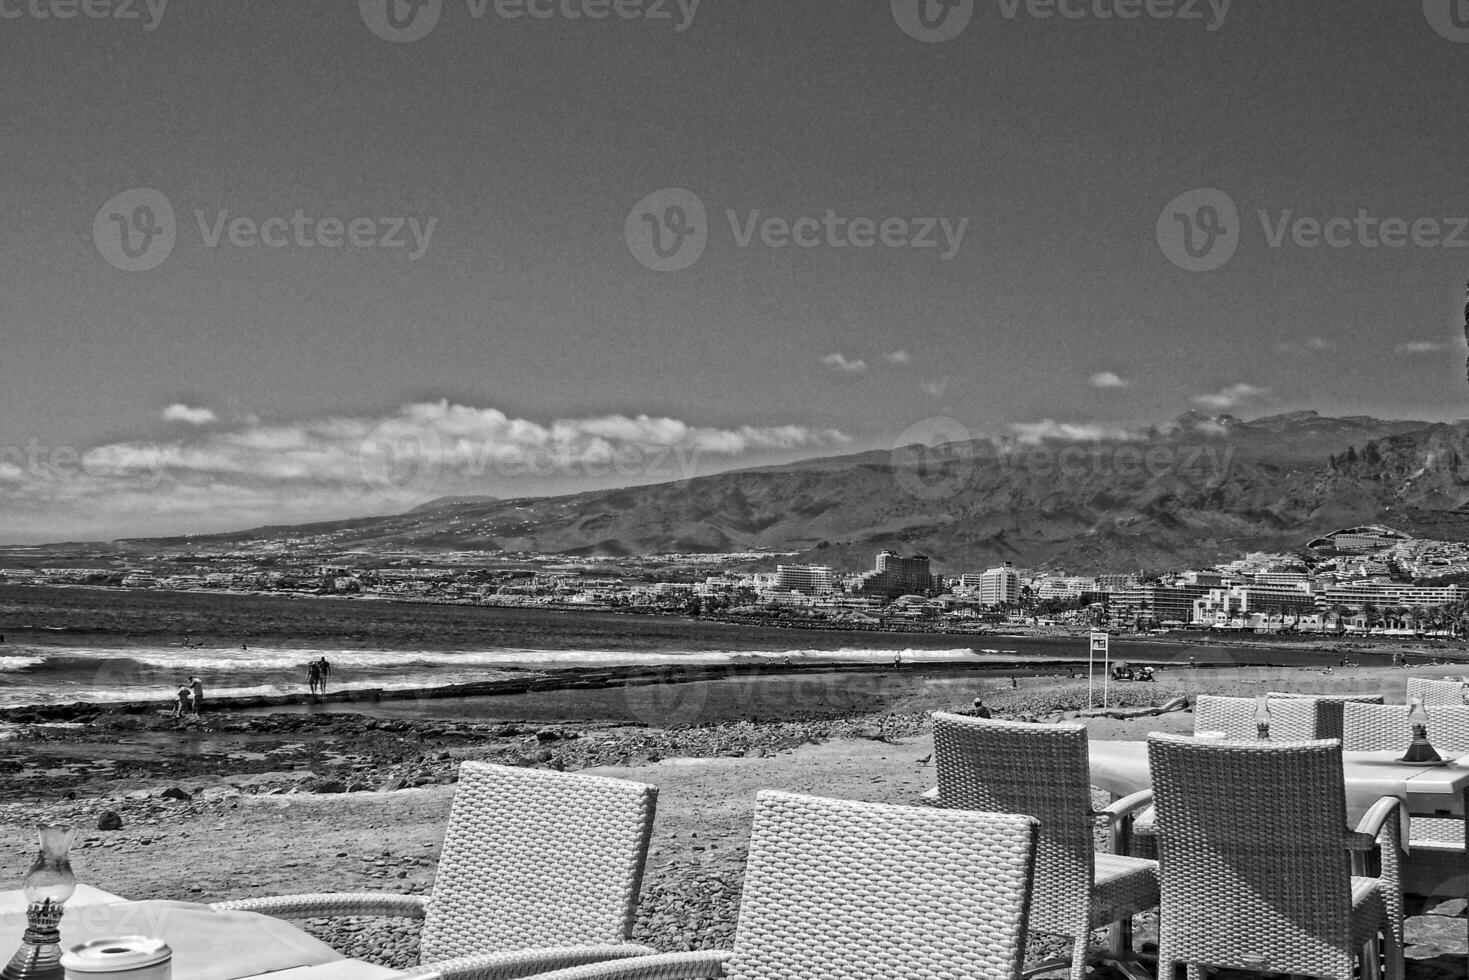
[212,763,659,980]
[1343,701,1469,897]
[1126,696,1321,857]
[1265,692,1385,742]
[1194,694,1318,740]
[1147,733,1403,980]
[422,789,1043,980]
[930,712,1157,980]
[1406,676,1467,707]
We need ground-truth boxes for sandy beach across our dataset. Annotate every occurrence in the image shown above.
[2,663,1465,979]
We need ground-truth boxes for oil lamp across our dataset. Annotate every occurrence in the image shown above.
[1254,694,1271,739]
[2,824,77,980]
[1400,697,1443,764]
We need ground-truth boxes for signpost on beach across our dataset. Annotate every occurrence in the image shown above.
[1089,631,1110,708]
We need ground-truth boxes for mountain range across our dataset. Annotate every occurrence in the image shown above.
[107,410,1469,573]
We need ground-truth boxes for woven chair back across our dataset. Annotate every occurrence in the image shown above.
[1342,702,1469,753]
[1265,692,1385,742]
[1194,694,1317,740]
[1407,676,1467,707]
[420,762,657,962]
[1147,734,1354,977]
[726,790,1037,980]
[932,712,1094,937]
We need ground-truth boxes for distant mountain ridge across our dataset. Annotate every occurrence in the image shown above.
[113,411,1469,572]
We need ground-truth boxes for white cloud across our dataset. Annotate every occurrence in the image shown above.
[1191,383,1271,411]
[1088,371,1130,389]
[1006,419,1139,444]
[1395,340,1450,354]
[882,350,912,365]
[820,353,868,374]
[0,401,853,541]
[1276,336,1333,354]
[162,404,217,426]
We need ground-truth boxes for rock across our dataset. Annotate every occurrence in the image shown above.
[1427,898,1467,917]
[1404,914,1469,955]
[97,811,123,831]
[380,778,408,792]
[314,780,347,794]
[159,787,192,801]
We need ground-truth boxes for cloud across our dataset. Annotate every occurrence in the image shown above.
[0,401,853,541]
[1088,372,1130,389]
[162,404,217,426]
[1395,340,1450,354]
[1006,419,1139,444]
[1275,336,1333,354]
[820,353,868,374]
[882,350,912,365]
[922,378,948,398]
[1191,383,1271,411]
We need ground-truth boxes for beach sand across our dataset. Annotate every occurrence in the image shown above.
[1,664,1465,977]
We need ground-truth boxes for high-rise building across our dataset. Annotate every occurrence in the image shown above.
[977,563,1020,607]
[774,564,834,594]
[854,550,934,598]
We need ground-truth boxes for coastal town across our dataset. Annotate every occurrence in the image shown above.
[8,523,1469,636]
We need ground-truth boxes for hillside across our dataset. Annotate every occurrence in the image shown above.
[113,411,1469,572]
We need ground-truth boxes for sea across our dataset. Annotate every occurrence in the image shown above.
[0,584,1374,710]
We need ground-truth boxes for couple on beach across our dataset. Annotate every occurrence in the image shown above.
[173,676,203,718]
[307,657,333,695]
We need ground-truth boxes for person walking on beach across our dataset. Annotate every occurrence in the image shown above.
[317,657,332,693]
[189,676,203,717]
[971,697,992,719]
[307,661,321,695]
[173,681,191,718]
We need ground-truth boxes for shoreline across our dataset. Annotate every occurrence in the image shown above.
[6,648,1442,722]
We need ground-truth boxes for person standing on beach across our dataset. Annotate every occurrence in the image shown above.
[189,676,203,717]
[307,661,321,695]
[173,681,190,718]
[317,657,332,693]
[971,697,992,719]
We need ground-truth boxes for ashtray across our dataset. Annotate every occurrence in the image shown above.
[1395,757,1450,767]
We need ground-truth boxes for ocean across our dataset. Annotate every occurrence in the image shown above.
[0,584,1366,709]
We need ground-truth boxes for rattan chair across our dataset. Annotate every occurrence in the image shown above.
[1406,676,1467,707]
[1147,733,1403,980]
[213,763,660,980]
[1343,701,1469,897]
[1194,694,1318,740]
[1265,692,1385,742]
[1127,696,1320,857]
[426,789,1042,980]
[929,712,1157,980]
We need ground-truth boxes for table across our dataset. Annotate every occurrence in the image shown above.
[0,892,395,980]
[1089,740,1469,824]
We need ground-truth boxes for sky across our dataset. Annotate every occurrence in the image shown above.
[3,1,1469,542]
